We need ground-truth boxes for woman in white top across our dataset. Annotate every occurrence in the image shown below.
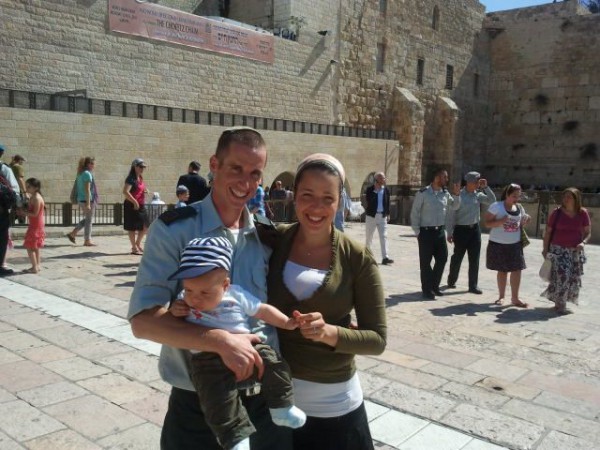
[483,183,530,307]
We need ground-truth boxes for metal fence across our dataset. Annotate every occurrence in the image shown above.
[10,200,294,227]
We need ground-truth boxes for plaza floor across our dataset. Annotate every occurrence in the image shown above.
[0,223,598,449]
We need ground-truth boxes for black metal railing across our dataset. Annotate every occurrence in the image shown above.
[11,200,297,227]
[0,88,397,141]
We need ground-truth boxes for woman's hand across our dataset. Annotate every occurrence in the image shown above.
[542,249,548,259]
[133,200,140,210]
[521,214,531,226]
[576,242,585,252]
[292,310,338,346]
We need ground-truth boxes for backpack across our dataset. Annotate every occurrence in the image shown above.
[0,163,18,212]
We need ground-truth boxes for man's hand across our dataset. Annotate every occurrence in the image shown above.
[217,333,263,382]
[478,178,488,189]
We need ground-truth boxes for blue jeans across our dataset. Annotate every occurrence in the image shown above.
[73,202,96,241]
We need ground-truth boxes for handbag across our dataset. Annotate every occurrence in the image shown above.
[520,226,530,248]
[539,258,552,281]
[518,204,530,248]
[69,178,77,204]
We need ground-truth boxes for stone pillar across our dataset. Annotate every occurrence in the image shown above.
[425,96,460,181]
[392,87,425,187]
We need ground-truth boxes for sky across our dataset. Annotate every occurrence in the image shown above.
[480,0,554,12]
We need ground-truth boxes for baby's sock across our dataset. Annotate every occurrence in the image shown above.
[231,437,250,450]
[270,405,307,428]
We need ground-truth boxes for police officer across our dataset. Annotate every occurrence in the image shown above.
[128,127,292,450]
[410,168,460,299]
[446,172,496,294]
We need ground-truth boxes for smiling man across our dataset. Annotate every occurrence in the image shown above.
[128,127,292,450]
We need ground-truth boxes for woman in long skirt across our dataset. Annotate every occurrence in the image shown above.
[541,188,591,315]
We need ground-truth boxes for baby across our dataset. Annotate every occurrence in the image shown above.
[169,236,305,450]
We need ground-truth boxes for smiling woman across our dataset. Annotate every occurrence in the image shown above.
[267,153,387,450]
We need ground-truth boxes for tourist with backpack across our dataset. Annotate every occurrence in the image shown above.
[0,144,21,276]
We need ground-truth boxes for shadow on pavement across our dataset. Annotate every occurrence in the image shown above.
[114,281,135,288]
[45,252,112,259]
[494,307,556,324]
[103,263,140,269]
[386,292,435,306]
[429,302,499,317]
[104,271,138,277]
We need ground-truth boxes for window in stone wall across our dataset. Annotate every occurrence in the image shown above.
[473,73,480,97]
[445,64,454,90]
[377,43,386,73]
[417,58,425,85]
[432,5,440,31]
[379,0,387,15]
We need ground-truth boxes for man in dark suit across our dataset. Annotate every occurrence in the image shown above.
[363,172,394,265]
[176,161,210,205]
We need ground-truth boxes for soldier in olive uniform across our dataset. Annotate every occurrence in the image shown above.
[446,172,496,294]
[410,169,460,299]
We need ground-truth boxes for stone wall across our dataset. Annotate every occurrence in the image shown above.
[0,107,396,203]
[336,0,489,183]
[0,0,335,124]
[485,2,600,189]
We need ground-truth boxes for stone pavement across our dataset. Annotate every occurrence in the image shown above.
[0,223,599,450]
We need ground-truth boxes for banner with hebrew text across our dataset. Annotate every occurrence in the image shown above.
[108,0,274,64]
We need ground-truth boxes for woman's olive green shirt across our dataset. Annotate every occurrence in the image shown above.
[267,224,387,384]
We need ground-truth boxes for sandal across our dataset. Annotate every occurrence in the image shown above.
[66,233,76,244]
[511,299,529,308]
[83,241,97,247]
[131,248,143,255]
[22,267,39,274]
[493,299,504,306]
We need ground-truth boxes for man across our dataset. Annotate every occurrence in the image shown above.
[269,180,288,222]
[247,181,266,217]
[334,186,352,232]
[9,154,27,224]
[129,128,292,449]
[176,160,210,204]
[410,168,460,299]
[9,154,26,194]
[446,172,496,294]
[0,144,21,276]
[364,172,394,265]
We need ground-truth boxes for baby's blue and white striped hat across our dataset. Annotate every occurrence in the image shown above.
[168,236,233,280]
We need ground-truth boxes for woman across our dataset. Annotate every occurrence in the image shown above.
[483,183,530,307]
[267,154,387,450]
[541,188,591,315]
[123,158,149,255]
[67,156,98,246]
